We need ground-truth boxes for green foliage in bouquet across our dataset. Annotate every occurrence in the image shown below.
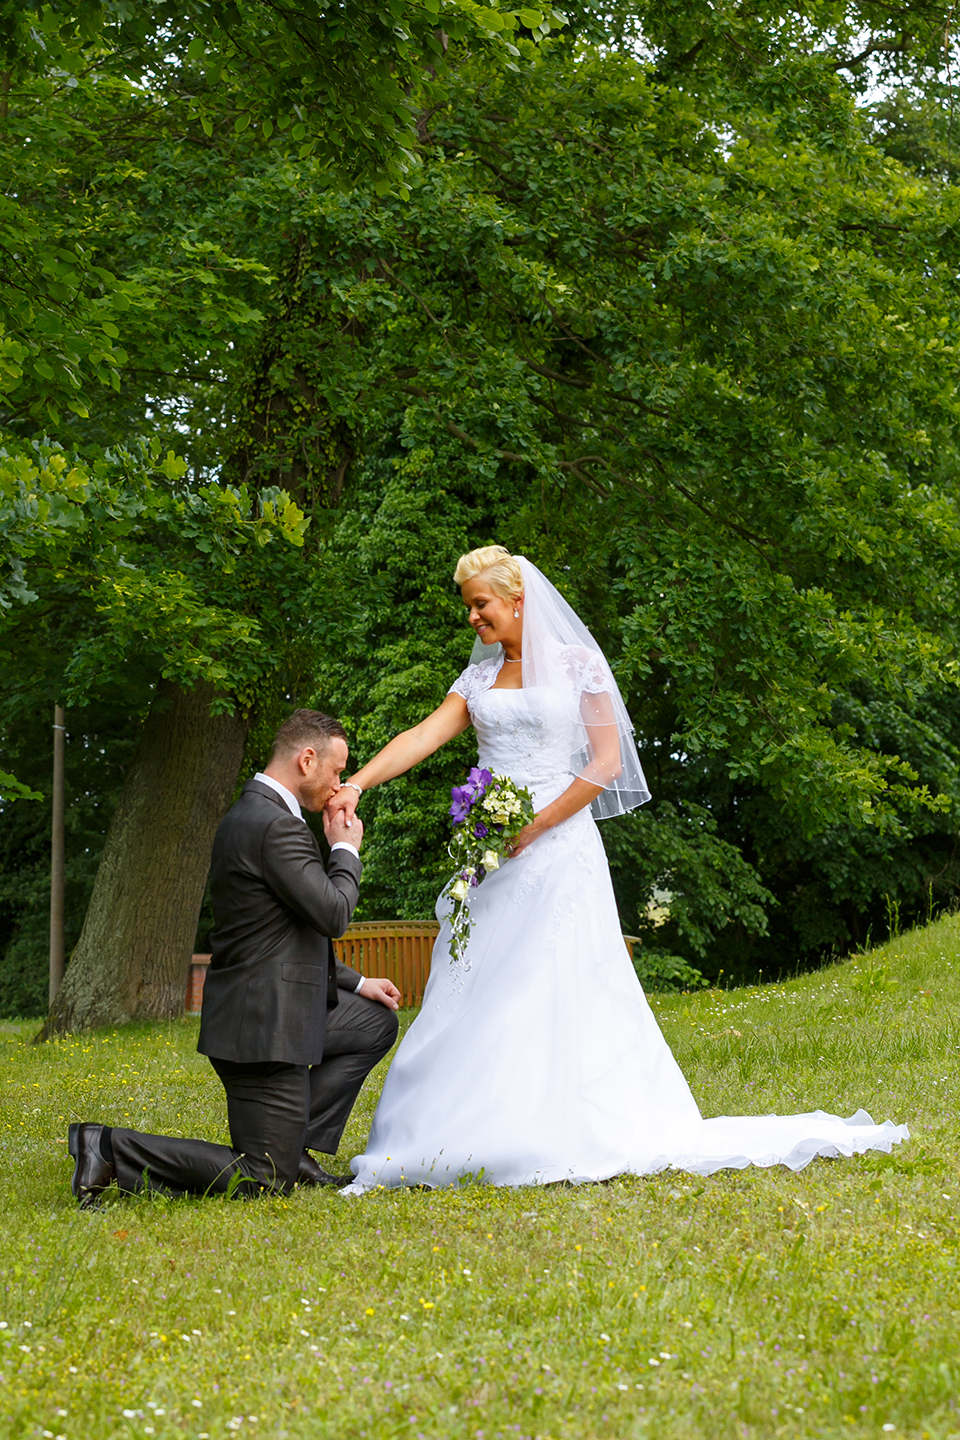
[443,769,535,967]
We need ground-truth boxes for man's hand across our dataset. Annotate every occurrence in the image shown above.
[324,807,364,850]
[361,976,401,1011]
[326,784,360,828]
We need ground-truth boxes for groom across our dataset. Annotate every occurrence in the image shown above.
[68,709,400,1204]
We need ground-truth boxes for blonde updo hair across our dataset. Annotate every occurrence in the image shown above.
[454,545,523,601]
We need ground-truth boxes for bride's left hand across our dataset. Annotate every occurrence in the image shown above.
[506,817,547,858]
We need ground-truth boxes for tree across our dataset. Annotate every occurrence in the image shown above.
[242,42,960,814]
[315,439,776,991]
[261,38,960,973]
[0,437,322,1032]
[0,0,566,214]
[1,0,566,437]
[5,8,960,1025]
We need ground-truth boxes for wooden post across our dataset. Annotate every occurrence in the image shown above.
[49,704,65,1005]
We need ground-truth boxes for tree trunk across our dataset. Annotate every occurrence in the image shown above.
[39,679,249,1037]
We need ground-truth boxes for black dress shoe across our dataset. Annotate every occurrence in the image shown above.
[297,1151,353,1188]
[68,1123,116,1206]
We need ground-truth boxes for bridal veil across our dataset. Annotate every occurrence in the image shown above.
[470,555,650,820]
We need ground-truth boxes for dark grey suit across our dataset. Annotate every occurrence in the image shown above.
[108,779,398,1197]
[198,778,365,1064]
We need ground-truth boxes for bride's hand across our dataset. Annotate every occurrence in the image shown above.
[507,816,546,858]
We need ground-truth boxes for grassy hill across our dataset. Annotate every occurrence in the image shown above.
[1,912,959,1439]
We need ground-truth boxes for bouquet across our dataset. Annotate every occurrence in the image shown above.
[442,766,535,969]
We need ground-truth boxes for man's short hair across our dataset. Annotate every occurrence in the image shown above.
[268,709,347,763]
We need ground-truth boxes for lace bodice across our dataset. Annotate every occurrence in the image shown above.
[449,653,609,803]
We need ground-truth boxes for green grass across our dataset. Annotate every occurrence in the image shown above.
[3,913,960,1440]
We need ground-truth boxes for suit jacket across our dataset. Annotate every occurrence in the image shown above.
[198,778,363,1065]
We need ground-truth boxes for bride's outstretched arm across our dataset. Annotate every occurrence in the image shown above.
[327,693,472,823]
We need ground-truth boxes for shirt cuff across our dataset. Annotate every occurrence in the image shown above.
[330,841,360,860]
[355,975,365,993]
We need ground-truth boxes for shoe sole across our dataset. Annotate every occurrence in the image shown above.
[68,1122,106,1206]
[68,1123,80,1198]
[296,1178,354,1188]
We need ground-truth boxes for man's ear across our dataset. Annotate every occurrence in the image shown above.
[298,745,317,774]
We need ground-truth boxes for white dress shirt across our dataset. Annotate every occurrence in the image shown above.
[254,772,364,993]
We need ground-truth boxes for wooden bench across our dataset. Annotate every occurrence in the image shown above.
[332,919,440,1009]
[186,927,642,1013]
[185,954,212,1015]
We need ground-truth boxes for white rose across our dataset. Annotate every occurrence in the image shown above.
[482,850,500,871]
[450,879,469,901]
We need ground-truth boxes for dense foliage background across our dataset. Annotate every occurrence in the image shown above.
[2,0,960,1017]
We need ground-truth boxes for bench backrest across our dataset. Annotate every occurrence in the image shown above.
[332,920,440,1009]
[186,926,641,1013]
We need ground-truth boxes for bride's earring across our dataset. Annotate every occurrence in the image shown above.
[514,608,519,618]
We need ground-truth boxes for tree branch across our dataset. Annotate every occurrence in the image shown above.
[832,33,913,70]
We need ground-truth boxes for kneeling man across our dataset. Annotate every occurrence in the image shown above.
[69,709,400,1203]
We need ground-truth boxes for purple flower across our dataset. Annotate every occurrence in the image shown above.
[473,821,489,839]
[450,768,494,825]
[449,785,474,824]
[469,872,480,888]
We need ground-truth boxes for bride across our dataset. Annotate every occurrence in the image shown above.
[329,545,907,1192]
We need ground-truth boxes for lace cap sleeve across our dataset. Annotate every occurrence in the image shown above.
[448,658,500,711]
[561,645,612,696]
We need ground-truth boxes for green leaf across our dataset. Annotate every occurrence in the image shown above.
[159,450,188,480]
[0,769,43,803]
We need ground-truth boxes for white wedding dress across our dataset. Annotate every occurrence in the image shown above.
[343,657,907,1194]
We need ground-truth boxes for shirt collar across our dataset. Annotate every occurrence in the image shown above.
[254,771,302,820]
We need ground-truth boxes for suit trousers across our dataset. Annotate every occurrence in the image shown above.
[306,985,399,1154]
[109,989,399,1198]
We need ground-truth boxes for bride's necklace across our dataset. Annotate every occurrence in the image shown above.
[502,657,521,662]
